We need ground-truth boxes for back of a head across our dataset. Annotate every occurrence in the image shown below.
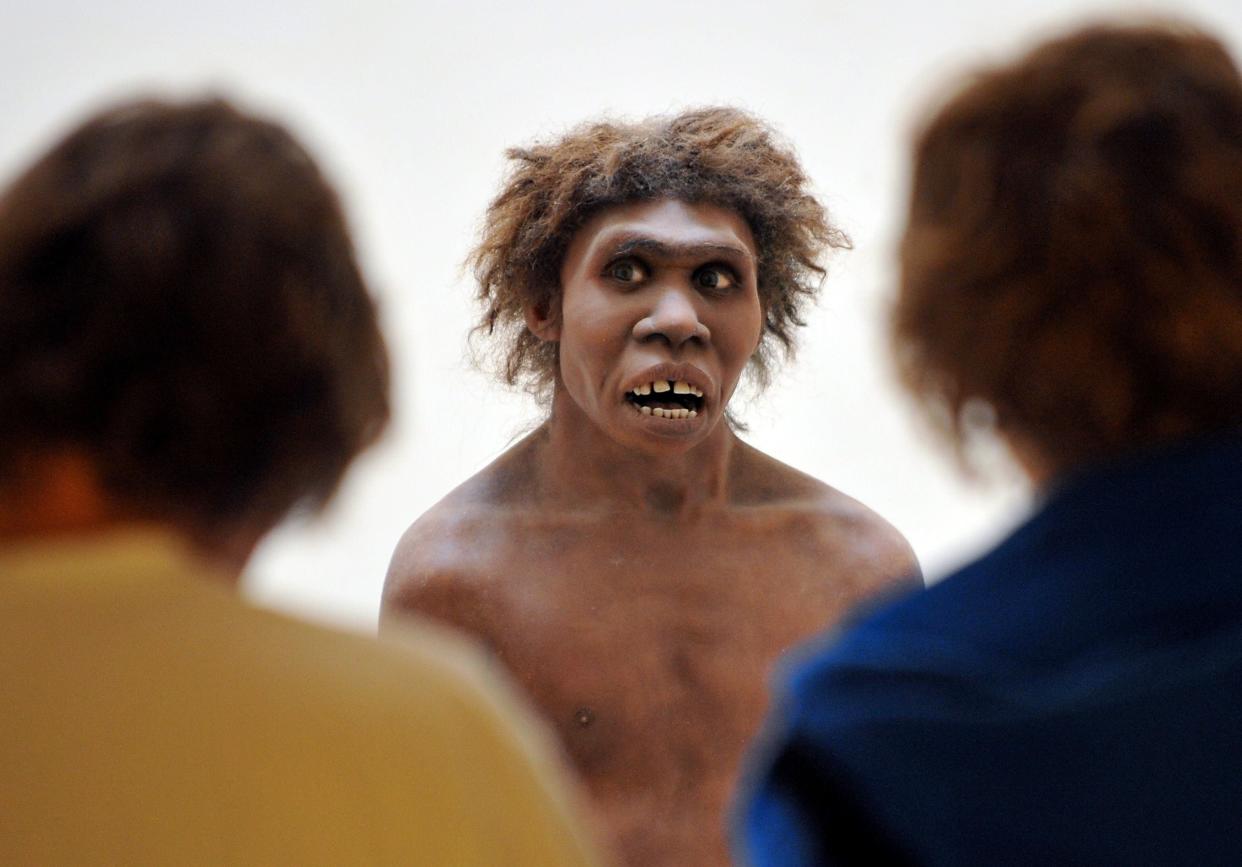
[0,98,390,538]
[894,22,1242,474]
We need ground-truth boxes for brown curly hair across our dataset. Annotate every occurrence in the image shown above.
[0,97,390,534]
[894,22,1242,472]
[469,106,848,396]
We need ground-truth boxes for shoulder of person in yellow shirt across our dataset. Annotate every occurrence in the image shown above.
[0,531,607,867]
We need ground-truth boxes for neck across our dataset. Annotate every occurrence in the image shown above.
[534,386,745,518]
[0,453,256,585]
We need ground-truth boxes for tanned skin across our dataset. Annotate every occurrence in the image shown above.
[384,199,920,867]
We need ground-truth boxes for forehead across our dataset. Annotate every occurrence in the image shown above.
[562,198,758,269]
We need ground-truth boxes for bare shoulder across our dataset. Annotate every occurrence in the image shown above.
[732,441,923,593]
[804,486,923,593]
[382,436,540,626]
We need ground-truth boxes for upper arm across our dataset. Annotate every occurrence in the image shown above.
[819,491,929,588]
[380,516,491,637]
[869,522,923,592]
[382,520,434,610]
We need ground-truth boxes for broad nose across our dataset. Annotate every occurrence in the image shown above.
[632,287,711,347]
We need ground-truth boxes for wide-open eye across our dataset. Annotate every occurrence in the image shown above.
[608,259,646,283]
[694,265,736,293]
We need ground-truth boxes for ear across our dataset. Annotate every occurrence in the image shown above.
[524,298,561,342]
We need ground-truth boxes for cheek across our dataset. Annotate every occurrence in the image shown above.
[562,290,632,348]
[718,294,765,361]
[556,289,632,393]
[748,299,765,353]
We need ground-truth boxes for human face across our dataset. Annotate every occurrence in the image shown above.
[547,198,762,452]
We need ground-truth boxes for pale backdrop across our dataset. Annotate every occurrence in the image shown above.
[5,0,1239,628]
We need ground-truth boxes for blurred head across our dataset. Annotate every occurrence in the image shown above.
[894,22,1242,479]
[469,106,848,400]
[0,97,390,549]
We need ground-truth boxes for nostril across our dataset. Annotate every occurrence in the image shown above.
[633,311,709,346]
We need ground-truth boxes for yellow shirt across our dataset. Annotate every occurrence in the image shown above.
[0,531,602,866]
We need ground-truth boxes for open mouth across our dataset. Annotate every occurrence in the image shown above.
[625,379,705,419]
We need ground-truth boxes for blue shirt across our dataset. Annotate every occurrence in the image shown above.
[737,431,1242,866]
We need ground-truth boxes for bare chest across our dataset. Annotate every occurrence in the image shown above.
[472,518,858,797]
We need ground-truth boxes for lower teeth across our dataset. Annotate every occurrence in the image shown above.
[638,405,697,419]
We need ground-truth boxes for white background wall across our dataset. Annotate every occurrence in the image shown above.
[4,0,1240,629]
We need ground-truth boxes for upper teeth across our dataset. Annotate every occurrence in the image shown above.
[632,380,702,398]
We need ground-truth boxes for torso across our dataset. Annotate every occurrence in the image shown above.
[384,433,919,867]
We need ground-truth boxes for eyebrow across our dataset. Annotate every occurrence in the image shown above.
[608,236,756,265]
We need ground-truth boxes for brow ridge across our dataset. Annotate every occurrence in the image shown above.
[611,236,755,264]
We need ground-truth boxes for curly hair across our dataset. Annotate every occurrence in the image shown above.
[894,22,1242,472]
[468,107,848,396]
[0,97,390,534]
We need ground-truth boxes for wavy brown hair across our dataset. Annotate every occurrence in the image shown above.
[895,22,1242,472]
[0,97,390,534]
[469,107,848,396]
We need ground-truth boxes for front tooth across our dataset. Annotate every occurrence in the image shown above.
[673,380,690,394]
[653,407,666,418]
[691,387,703,398]
[652,380,671,393]
[641,405,652,416]
[680,409,690,419]
[637,383,652,395]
